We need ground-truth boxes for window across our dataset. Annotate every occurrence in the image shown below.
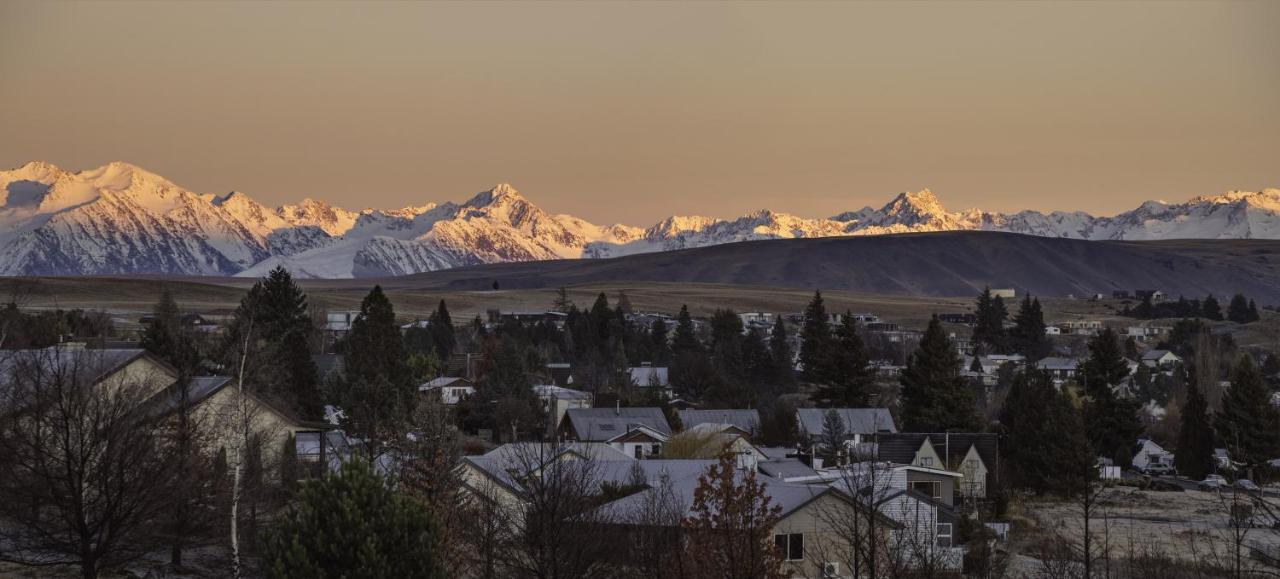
[634,445,643,459]
[919,456,933,467]
[911,480,942,500]
[774,533,804,561]
[937,523,953,547]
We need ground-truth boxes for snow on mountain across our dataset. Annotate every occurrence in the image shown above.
[1,161,1277,277]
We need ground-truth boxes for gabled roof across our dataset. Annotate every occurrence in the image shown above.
[1141,349,1180,361]
[629,366,670,387]
[0,348,175,387]
[796,408,897,437]
[420,376,474,390]
[1035,357,1079,371]
[564,407,672,441]
[678,409,761,434]
[876,432,999,473]
[532,384,591,400]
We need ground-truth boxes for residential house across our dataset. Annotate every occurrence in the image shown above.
[533,384,593,435]
[559,406,673,443]
[1059,320,1104,336]
[1126,325,1171,343]
[796,408,897,445]
[1036,357,1080,383]
[1131,438,1175,474]
[677,408,761,437]
[1141,349,1183,370]
[418,376,475,406]
[1045,325,1062,336]
[668,422,767,469]
[877,433,1000,501]
[628,363,672,399]
[1135,290,1165,303]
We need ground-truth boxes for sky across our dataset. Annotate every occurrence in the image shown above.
[1,1,1277,224]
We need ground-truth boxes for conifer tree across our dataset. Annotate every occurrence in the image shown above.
[1216,355,1280,469]
[263,460,445,579]
[672,305,700,355]
[1000,370,1095,495]
[141,287,199,372]
[330,286,415,440]
[223,266,322,418]
[1227,294,1252,323]
[1175,380,1215,481]
[427,300,455,361]
[819,409,847,461]
[973,287,1008,353]
[649,318,671,364]
[800,290,832,383]
[1248,299,1261,322]
[1202,294,1223,321]
[1080,328,1143,466]
[900,316,979,432]
[768,316,794,387]
[813,314,873,407]
[1010,294,1048,360]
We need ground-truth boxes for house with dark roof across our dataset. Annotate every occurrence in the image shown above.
[559,406,672,442]
[796,408,897,444]
[876,433,999,500]
[677,408,761,436]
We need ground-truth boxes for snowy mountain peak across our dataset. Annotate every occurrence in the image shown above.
[465,183,524,208]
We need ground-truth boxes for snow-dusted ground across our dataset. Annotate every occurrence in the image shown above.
[2,160,1278,278]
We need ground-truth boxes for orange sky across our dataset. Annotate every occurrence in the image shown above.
[1,0,1276,223]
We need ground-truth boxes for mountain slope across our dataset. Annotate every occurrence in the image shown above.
[2,161,1278,277]
[385,231,1280,304]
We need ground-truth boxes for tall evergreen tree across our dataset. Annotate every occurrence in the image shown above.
[1202,295,1223,321]
[900,316,979,432]
[141,287,199,373]
[330,286,415,440]
[1248,299,1261,323]
[1080,328,1143,465]
[1000,370,1095,496]
[799,290,832,383]
[649,318,671,364]
[427,300,455,361]
[768,316,794,387]
[972,287,1008,353]
[223,266,322,418]
[1216,355,1280,469]
[1227,294,1252,323]
[1010,294,1049,360]
[1175,380,1215,481]
[671,305,701,355]
[813,314,873,407]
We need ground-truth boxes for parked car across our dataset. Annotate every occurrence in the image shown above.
[1235,479,1261,493]
[1199,474,1228,491]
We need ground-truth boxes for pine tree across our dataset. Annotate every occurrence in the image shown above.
[768,317,794,387]
[800,290,832,383]
[973,287,1008,353]
[552,287,574,313]
[1080,328,1143,466]
[141,287,199,373]
[900,316,979,432]
[427,300,455,361]
[331,286,415,440]
[263,459,445,579]
[1202,295,1223,321]
[616,290,634,315]
[649,318,671,364]
[1216,355,1280,469]
[223,267,323,418]
[1248,299,1261,323]
[672,305,700,355]
[819,409,847,461]
[1175,380,1215,481]
[1000,370,1095,496]
[1010,294,1048,360]
[1227,294,1252,323]
[814,314,873,407]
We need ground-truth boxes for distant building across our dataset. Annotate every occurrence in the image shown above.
[533,384,593,434]
[419,376,476,406]
[990,289,1016,299]
[795,408,897,445]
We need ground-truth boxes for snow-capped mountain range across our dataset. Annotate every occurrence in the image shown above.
[1,161,1277,278]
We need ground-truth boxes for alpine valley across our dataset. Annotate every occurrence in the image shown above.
[2,161,1278,278]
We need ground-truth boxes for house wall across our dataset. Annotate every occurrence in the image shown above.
[101,355,175,399]
[772,492,890,579]
[191,385,306,480]
[958,446,989,499]
[904,471,957,507]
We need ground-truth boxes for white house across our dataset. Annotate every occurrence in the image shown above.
[1131,438,1175,473]
[1141,349,1183,370]
[419,376,476,405]
[532,384,592,434]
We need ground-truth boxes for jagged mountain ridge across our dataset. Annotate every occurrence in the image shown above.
[1,161,1277,277]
